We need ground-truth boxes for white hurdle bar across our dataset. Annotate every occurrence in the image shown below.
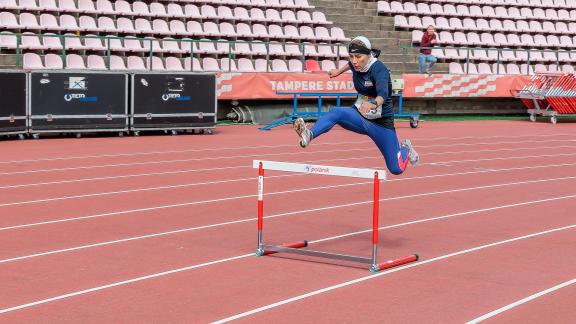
[253,160,418,273]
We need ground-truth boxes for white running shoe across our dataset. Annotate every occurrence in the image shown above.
[293,117,312,148]
[402,139,420,166]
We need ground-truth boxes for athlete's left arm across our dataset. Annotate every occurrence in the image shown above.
[372,64,390,107]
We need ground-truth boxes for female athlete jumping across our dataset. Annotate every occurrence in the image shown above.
[294,36,419,175]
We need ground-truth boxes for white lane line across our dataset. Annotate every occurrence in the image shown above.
[466,278,576,323]
[2,222,574,316]
[0,147,374,176]
[0,140,373,165]
[2,185,576,265]
[1,132,572,165]
[1,144,575,191]
[3,151,576,209]
[3,161,576,232]
[428,151,576,166]
[2,138,574,177]
[213,225,576,323]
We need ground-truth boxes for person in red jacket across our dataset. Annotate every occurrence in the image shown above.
[418,25,438,75]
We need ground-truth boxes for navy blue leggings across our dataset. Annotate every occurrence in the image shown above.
[310,107,409,175]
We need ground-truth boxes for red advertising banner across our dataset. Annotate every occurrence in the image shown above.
[215,73,531,100]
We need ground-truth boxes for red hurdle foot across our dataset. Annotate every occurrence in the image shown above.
[371,254,419,273]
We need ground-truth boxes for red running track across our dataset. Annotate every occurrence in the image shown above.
[0,121,575,323]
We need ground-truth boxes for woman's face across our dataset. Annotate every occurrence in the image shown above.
[427,26,435,34]
[349,53,370,71]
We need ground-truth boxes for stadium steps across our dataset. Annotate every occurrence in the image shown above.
[309,0,449,74]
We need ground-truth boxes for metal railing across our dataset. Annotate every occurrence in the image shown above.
[401,45,576,74]
[1,32,348,72]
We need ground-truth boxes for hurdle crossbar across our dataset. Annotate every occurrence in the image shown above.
[253,160,418,273]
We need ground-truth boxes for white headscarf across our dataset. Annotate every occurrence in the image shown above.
[352,36,378,73]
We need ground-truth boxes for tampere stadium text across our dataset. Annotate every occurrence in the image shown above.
[269,80,354,92]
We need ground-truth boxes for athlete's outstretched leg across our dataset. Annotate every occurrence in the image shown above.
[294,107,367,147]
[365,124,419,175]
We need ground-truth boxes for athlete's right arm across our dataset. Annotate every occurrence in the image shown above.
[328,63,350,78]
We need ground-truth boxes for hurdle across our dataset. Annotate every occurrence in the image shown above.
[253,160,419,273]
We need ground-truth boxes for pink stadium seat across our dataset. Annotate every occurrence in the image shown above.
[475,19,490,31]
[40,13,63,31]
[529,21,543,33]
[162,37,185,54]
[377,1,390,13]
[253,24,269,38]
[472,49,488,61]
[184,4,202,19]
[20,0,39,10]
[462,18,476,31]
[184,57,203,71]
[456,5,470,16]
[167,3,185,18]
[280,0,295,8]
[237,58,255,72]
[438,31,453,45]
[135,18,153,34]
[271,59,289,72]
[502,20,517,32]
[0,0,18,10]
[557,9,570,20]
[77,0,96,13]
[545,8,558,20]
[96,0,115,15]
[315,26,332,41]
[236,23,252,37]
[21,33,44,50]
[80,34,103,51]
[78,15,97,32]
[150,2,168,17]
[320,60,336,71]
[266,0,281,8]
[500,48,516,62]
[412,30,423,44]
[533,34,547,47]
[133,1,152,16]
[146,56,165,71]
[218,5,234,20]
[40,0,58,11]
[269,42,286,56]
[560,36,573,48]
[481,33,497,47]
[124,36,145,53]
[284,25,302,40]
[0,12,19,29]
[186,21,203,36]
[547,35,561,48]
[108,55,126,70]
[23,53,44,69]
[196,39,217,54]
[20,12,43,31]
[481,6,496,18]
[477,63,492,74]
[463,63,478,74]
[266,8,282,22]
[42,33,63,50]
[435,17,451,31]
[143,37,164,53]
[202,57,220,72]
[548,64,559,73]
[296,10,313,23]
[403,2,417,14]
[506,63,520,74]
[299,26,316,41]
[251,8,266,22]
[408,16,422,29]
[153,19,172,35]
[288,59,303,72]
[45,53,63,69]
[312,11,329,24]
[453,32,468,46]
[533,8,546,20]
[220,58,238,72]
[444,48,463,60]
[430,3,443,16]
[317,43,335,58]
[106,37,124,52]
[97,16,118,33]
[268,24,285,39]
[234,7,250,21]
[285,42,302,56]
[394,16,409,29]
[86,55,106,69]
[127,56,146,70]
[469,5,482,17]
[389,1,403,14]
[542,50,557,62]
[233,42,251,55]
[114,0,133,16]
[561,65,574,73]
[178,38,197,54]
[431,48,444,60]
[215,39,230,55]
[507,34,522,47]
[492,63,506,74]
[201,5,218,19]
[294,0,311,8]
[520,64,535,75]
[117,17,137,34]
[448,18,462,30]
[251,41,268,56]
[467,32,481,46]
[254,58,269,72]
[0,32,17,49]
[449,62,463,74]
[66,54,85,69]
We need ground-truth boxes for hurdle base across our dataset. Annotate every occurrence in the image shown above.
[370,254,419,273]
[256,241,308,256]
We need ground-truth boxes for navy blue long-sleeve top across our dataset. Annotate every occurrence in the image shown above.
[348,60,394,122]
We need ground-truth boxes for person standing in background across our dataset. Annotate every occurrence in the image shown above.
[418,25,438,75]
